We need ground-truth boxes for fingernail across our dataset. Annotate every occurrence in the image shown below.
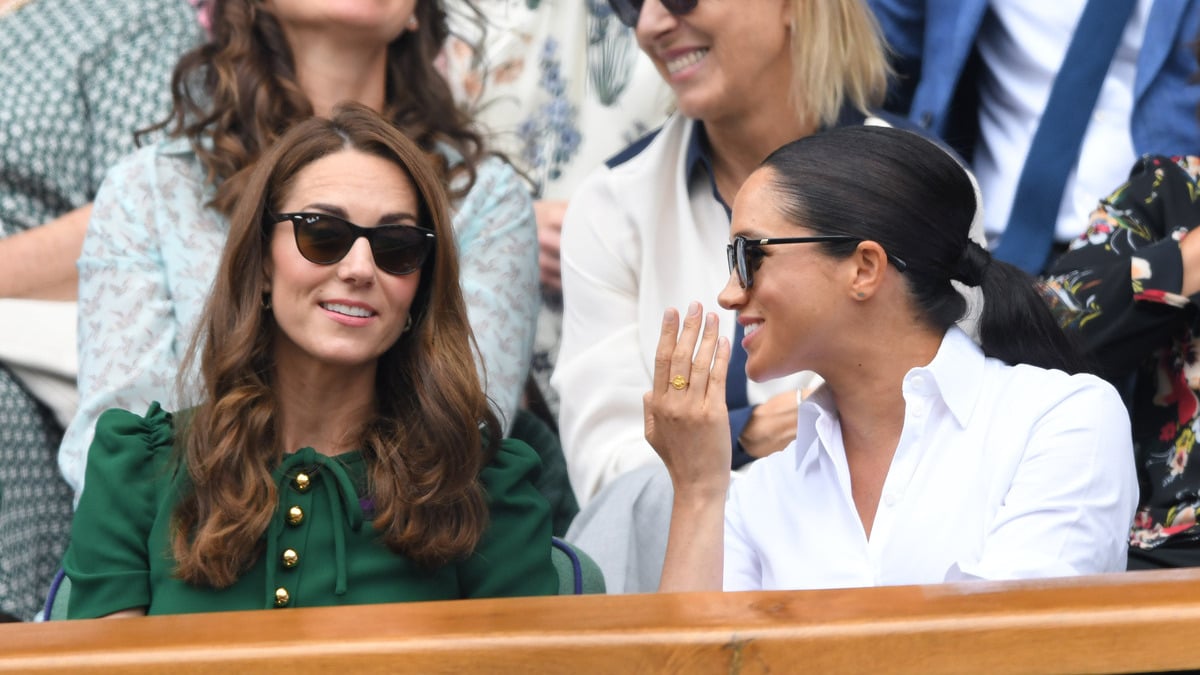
[663,308,675,324]
[687,301,700,317]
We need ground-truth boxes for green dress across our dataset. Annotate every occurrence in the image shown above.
[64,404,558,618]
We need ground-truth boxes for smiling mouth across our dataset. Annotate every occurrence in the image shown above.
[666,48,708,74]
[321,302,375,318]
[744,321,762,336]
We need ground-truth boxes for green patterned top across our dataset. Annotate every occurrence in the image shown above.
[0,0,202,235]
[64,404,558,618]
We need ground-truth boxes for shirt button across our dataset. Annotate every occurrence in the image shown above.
[286,505,304,526]
[294,472,311,492]
[281,549,299,568]
[884,493,898,507]
[910,375,925,388]
[274,587,290,607]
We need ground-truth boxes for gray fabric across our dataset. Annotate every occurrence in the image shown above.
[0,365,72,620]
[564,463,672,594]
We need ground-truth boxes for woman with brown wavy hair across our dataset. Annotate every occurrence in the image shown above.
[57,0,540,499]
[62,104,557,617]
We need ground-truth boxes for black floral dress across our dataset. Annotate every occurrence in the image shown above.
[1041,155,1200,566]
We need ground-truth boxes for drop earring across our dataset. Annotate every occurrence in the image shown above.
[406,14,418,30]
[403,315,413,332]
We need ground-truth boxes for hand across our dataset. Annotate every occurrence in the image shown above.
[739,390,799,458]
[1180,226,1200,297]
[643,302,732,498]
[535,199,567,295]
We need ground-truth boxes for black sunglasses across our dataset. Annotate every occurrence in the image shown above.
[271,212,436,276]
[608,0,698,28]
[727,235,909,289]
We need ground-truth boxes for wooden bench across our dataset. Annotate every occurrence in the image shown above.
[2,568,1198,674]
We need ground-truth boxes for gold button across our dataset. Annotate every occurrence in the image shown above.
[286,505,304,526]
[281,549,299,568]
[294,472,311,492]
[274,587,290,607]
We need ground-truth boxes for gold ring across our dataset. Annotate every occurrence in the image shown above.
[671,375,688,391]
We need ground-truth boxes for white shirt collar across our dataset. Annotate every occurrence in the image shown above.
[792,326,984,472]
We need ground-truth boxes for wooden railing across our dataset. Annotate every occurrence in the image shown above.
[2,569,1199,674]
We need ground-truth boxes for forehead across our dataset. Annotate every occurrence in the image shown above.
[730,168,791,238]
[279,148,418,211]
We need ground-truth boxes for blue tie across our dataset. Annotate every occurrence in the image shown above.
[991,0,1137,274]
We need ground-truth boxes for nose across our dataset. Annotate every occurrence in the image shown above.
[336,236,377,285]
[717,270,747,311]
[637,0,678,41]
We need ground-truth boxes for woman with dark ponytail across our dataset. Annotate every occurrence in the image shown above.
[642,125,1137,592]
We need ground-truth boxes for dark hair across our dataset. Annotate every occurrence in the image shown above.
[146,0,485,213]
[173,103,498,588]
[759,125,1089,374]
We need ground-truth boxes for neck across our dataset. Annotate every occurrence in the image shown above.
[702,100,813,203]
[820,324,944,460]
[273,359,378,456]
[288,35,389,116]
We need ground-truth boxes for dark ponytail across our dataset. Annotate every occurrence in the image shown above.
[760,125,1090,374]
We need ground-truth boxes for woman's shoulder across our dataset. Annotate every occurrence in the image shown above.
[483,438,541,481]
[100,136,205,192]
[1126,155,1200,189]
[85,403,177,490]
[567,113,692,211]
[93,403,176,454]
[986,358,1126,419]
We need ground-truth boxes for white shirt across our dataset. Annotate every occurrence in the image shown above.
[974,0,1151,243]
[723,327,1138,591]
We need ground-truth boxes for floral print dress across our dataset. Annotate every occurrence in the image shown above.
[1041,155,1200,562]
[440,0,673,418]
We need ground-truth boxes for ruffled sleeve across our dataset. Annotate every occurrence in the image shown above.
[64,403,175,619]
[459,438,558,598]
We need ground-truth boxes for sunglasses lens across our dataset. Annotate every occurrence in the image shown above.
[607,0,642,27]
[370,228,433,275]
[295,216,354,264]
[663,0,699,15]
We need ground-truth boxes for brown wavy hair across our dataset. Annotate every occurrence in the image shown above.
[172,103,499,588]
[148,0,484,213]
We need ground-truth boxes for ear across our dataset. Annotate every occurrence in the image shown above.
[847,241,890,301]
[262,255,274,293]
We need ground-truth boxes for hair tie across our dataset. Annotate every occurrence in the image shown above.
[951,240,990,287]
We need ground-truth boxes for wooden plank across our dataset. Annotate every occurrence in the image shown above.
[1,569,1197,674]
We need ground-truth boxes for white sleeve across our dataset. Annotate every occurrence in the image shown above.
[954,376,1139,580]
[553,167,660,505]
[723,475,763,591]
[59,150,187,497]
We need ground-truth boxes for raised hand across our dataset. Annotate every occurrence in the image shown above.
[643,301,732,498]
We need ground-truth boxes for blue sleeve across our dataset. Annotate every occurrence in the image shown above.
[729,404,756,470]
